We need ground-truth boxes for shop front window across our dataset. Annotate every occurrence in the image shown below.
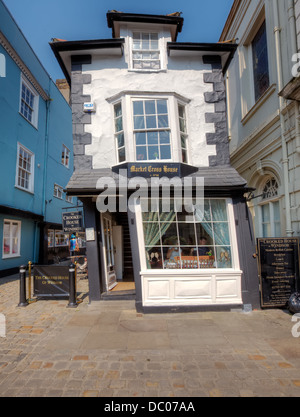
[142,199,232,270]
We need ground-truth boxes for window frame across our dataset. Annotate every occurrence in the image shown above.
[132,98,173,162]
[15,143,35,194]
[54,184,64,200]
[258,177,281,238]
[54,230,69,247]
[251,20,270,103]
[136,197,239,272]
[61,145,70,168]
[2,219,21,259]
[48,230,54,248]
[114,101,126,164]
[19,75,39,128]
[129,30,165,72]
[178,102,189,164]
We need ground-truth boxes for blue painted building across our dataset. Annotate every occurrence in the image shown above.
[0,0,77,276]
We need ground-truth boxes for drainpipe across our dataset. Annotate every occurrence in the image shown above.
[273,0,293,236]
[288,0,300,153]
[41,80,52,262]
[226,73,232,142]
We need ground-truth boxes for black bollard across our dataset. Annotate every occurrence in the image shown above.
[18,265,28,307]
[67,263,77,308]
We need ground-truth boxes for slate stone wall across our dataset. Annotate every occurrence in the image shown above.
[203,56,230,167]
[71,56,93,171]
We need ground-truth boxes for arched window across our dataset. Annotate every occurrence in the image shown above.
[262,178,278,200]
[260,177,281,237]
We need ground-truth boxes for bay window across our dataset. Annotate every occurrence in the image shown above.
[142,198,233,270]
[111,94,190,164]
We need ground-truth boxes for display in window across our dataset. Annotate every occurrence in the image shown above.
[142,198,233,270]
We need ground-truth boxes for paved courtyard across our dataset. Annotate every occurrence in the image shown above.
[0,274,300,397]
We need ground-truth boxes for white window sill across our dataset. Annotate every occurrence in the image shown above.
[15,185,34,195]
[2,254,21,260]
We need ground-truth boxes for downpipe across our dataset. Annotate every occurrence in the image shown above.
[287,0,300,153]
[273,0,293,236]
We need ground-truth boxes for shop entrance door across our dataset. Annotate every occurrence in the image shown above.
[102,215,117,291]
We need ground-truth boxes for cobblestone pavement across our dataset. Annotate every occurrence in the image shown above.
[0,274,300,397]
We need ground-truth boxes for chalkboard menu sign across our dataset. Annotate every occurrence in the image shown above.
[257,238,300,308]
[33,265,70,298]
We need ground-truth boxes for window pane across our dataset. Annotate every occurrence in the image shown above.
[160,145,171,160]
[147,131,158,145]
[210,200,227,221]
[262,204,270,222]
[273,201,280,221]
[157,100,168,114]
[195,200,211,222]
[117,133,124,148]
[213,223,230,246]
[159,131,170,144]
[179,118,186,132]
[3,222,10,238]
[136,146,147,161]
[133,101,144,115]
[146,115,157,129]
[142,33,150,50]
[148,146,159,160]
[136,132,146,145]
[215,247,232,269]
[146,247,163,269]
[118,148,126,163]
[195,224,213,245]
[158,114,169,128]
[162,222,178,246]
[263,223,271,238]
[252,21,270,102]
[145,100,155,114]
[114,103,122,118]
[115,117,123,132]
[178,222,196,246]
[134,116,145,130]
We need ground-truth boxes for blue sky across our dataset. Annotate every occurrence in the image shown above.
[3,0,234,81]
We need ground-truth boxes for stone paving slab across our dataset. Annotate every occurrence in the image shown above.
[0,274,300,397]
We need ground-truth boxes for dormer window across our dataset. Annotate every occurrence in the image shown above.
[132,32,161,70]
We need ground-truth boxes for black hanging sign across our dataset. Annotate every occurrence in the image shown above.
[62,211,83,233]
[33,265,70,298]
[257,238,300,308]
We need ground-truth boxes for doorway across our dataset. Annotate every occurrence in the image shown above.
[100,213,135,298]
